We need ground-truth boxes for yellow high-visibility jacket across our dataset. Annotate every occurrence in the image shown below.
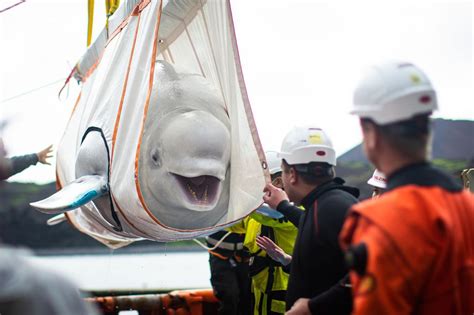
[244,210,300,315]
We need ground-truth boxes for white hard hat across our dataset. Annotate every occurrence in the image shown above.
[367,169,387,189]
[265,151,282,175]
[278,126,336,166]
[351,61,438,125]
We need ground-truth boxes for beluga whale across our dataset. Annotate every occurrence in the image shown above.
[138,61,231,229]
[30,0,267,247]
[31,61,232,232]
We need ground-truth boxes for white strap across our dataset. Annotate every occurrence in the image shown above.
[193,231,232,251]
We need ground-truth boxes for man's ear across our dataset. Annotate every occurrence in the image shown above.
[360,120,378,152]
[289,167,298,185]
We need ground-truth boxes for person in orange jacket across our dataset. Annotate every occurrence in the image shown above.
[340,61,474,315]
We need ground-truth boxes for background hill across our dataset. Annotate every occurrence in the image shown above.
[336,118,473,199]
[0,118,472,252]
[339,119,474,163]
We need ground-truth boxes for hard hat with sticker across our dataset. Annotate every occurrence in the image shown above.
[278,126,336,165]
[367,169,387,189]
[351,61,438,125]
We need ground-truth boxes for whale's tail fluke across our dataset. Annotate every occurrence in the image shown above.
[30,175,109,214]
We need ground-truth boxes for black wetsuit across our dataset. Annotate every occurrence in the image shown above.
[277,177,359,314]
[207,230,251,315]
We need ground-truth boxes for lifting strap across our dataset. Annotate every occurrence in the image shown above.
[87,0,121,46]
[87,0,94,46]
[105,0,120,31]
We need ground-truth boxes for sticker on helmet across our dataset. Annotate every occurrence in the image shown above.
[410,74,421,84]
[419,95,431,104]
[309,134,322,144]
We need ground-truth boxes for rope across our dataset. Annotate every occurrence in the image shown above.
[0,79,65,104]
[58,66,78,99]
[193,230,232,251]
[0,0,25,14]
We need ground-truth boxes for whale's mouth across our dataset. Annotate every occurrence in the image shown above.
[172,174,221,210]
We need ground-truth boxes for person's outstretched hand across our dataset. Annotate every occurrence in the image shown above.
[36,145,53,165]
[263,183,289,209]
[285,298,311,315]
[256,235,292,266]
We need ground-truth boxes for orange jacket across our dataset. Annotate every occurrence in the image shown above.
[340,163,474,315]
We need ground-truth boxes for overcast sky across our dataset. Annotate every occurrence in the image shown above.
[0,0,472,184]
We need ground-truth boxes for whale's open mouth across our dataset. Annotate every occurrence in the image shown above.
[172,174,221,210]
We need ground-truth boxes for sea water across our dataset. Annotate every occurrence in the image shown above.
[28,251,211,292]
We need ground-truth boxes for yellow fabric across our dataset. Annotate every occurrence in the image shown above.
[105,0,120,30]
[225,217,249,235]
[105,0,120,16]
[87,0,94,47]
[271,299,286,314]
[244,207,303,313]
[252,286,285,315]
[243,218,261,254]
[87,0,120,47]
[252,265,289,293]
[250,212,297,255]
[253,290,265,315]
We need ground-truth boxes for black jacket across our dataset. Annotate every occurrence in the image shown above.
[277,177,359,314]
[206,230,246,259]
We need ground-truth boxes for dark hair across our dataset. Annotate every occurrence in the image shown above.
[282,159,335,186]
[270,172,282,182]
[361,114,431,160]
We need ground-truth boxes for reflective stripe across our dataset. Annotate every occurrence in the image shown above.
[206,236,243,251]
[271,298,286,314]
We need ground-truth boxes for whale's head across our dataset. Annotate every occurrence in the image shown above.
[138,61,231,230]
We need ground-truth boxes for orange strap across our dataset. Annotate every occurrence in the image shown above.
[208,250,228,260]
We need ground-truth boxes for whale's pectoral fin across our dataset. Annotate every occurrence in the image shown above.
[46,214,67,226]
[255,204,284,219]
[30,175,109,214]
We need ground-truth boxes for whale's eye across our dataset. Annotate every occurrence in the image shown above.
[150,149,161,167]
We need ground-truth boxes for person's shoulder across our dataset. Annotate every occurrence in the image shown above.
[351,187,455,245]
[352,187,421,217]
[318,186,359,210]
[316,189,359,229]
